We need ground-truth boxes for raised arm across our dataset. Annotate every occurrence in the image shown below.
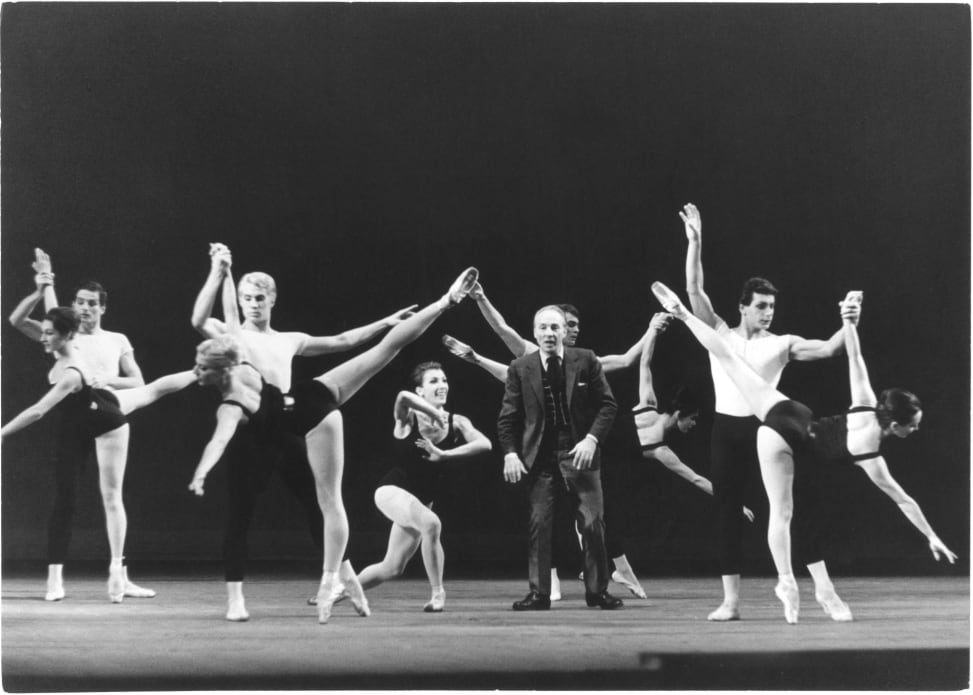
[191,244,232,338]
[470,282,535,357]
[297,304,419,357]
[681,203,720,328]
[598,334,647,373]
[392,390,447,438]
[442,334,511,382]
[839,292,874,406]
[8,273,53,342]
[221,266,242,334]
[857,456,956,563]
[415,413,493,462]
[188,404,245,496]
[32,249,59,311]
[787,327,846,362]
[1,372,80,438]
[636,313,671,407]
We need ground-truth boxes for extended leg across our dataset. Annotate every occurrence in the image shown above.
[95,426,130,603]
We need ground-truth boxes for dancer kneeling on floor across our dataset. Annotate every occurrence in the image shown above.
[353,362,491,612]
[651,282,956,624]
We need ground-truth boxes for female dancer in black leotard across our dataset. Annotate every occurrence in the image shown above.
[652,283,956,624]
[354,362,491,612]
[1,306,194,603]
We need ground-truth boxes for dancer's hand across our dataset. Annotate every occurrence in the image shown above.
[929,535,957,564]
[34,271,54,289]
[89,375,107,389]
[32,248,52,274]
[209,244,232,273]
[649,312,671,333]
[189,476,206,497]
[569,437,598,470]
[839,296,862,326]
[415,438,445,461]
[469,281,485,301]
[679,203,701,243]
[384,304,418,327]
[742,505,755,522]
[503,454,528,483]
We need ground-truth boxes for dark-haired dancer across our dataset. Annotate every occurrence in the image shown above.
[3,285,194,602]
[633,312,754,521]
[681,204,851,621]
[16,250,159,598]
[353,362,491,612]
[653,282,956,623]
[191,245,478,623]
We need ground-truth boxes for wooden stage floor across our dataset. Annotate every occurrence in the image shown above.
[2,573,968,691]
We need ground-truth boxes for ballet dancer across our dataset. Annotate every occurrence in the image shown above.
[633,312,755,521]
[652,282,957,623]
[680,203,851,621]
[2,295,194,602]
[352,362,491,612]
[192,244,478,623]
[14,250,158,598]
[444,283,650,600]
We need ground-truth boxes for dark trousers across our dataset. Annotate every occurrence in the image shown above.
[527,430,609,596]
[48,428,95,564]
[223,431,323,581]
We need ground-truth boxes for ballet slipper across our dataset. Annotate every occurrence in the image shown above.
[45,585,65,602]
[316,580,344,625]
[611,570,648,599]
[446,268,479,305]
[423,588,446,613]
[650,282,689,319]
[550,570,562,602]
[442,335,476,362]
[108,566,125,604]
[707,603,741,622]
[816,589,853,622]
[774,580,800,625]
[122,568,156,598]
[226,598,250,622]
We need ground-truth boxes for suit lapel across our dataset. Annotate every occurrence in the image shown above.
[564,348,579,406]
[527,351,544,407]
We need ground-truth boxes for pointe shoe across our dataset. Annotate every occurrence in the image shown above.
[550,571,562,602]
[316,581,344,624]
[341,577,371,617]
[650,282,689,319]
[774,580,800,624]
[45,585,65,602]
[611,570,648,599]
[423,590,446,613]
[122,568,156,598]
[108,567,125,604]
[707,603,741,621]
[226,598,250,622]
[307,588,350,607]
[442,334,475,362]
[446,267,479,305]
[816,590,853,622]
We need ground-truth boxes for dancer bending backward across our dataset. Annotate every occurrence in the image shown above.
[355,362,491,612]
[652,283,956,623]
[192,244,479,623]
[681,203,850,622]
[633,312,754,521]
[444,282,649,600]
[3,289,194,602]
[20,249,158,598]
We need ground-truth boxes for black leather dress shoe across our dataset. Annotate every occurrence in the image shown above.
[585,591,624,610]
[512,591,551,611]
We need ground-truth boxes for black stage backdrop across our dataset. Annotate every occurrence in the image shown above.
[1,3,968,577]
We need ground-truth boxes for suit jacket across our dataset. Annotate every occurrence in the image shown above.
[497,346,617,470]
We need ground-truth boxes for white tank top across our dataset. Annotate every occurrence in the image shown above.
[73,330,134,384]
[709,321,792,417]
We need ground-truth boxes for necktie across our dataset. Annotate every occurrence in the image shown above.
[547,355,562,394]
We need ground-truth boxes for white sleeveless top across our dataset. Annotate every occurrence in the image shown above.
[235,329,309,393]
[73,330,134,385]
[709,321,792,417]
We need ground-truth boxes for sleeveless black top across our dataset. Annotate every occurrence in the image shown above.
[378,412,464,504]
[809,406,883,465]
[53,366,127,438]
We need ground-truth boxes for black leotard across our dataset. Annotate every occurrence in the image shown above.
[377,413,463,504]
[809,406,883,464]
[54,366,127,438]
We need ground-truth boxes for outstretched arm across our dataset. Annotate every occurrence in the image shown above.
[442,335,511,382]
[839,294,875,406]
[647,446,755,521]
[31,249,59,311]
[191,245,231,338]
[858,456,957,563]
[470,282,535,357]
[8,274,53,342]
[681,203,720,328]
[788,328,846,362]
[636,313,671,407]
[1,373,80,438]
[298,304,419,357]
[415,414,493,461]
[189,405,244,496]
[598,334,648,373]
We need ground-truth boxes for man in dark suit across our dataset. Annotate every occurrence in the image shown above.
[497,305,622,611]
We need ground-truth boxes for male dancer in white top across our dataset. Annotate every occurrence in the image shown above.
[680,203,851,622]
